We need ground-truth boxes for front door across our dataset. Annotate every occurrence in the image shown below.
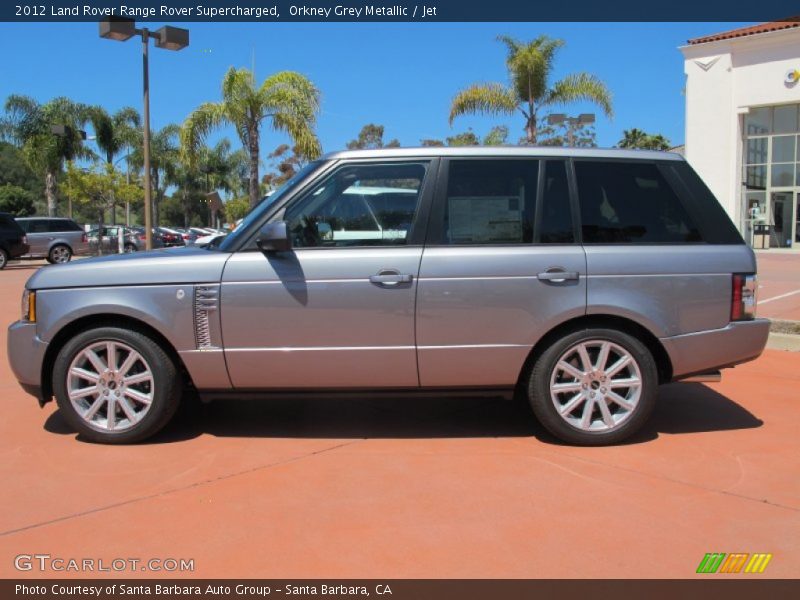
[770,192,795,248]
[220,159,436,389]
[416,158,587,387]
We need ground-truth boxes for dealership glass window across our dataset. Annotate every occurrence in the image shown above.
[772,135,796,163]
[744,107,771,135]
[771,163,795,187]
[746,137,768,164]
[745,165,767,190]
[773,105,799,134]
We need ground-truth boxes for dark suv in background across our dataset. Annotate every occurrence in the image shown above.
[15,217,89,264]
[0,212,29,269]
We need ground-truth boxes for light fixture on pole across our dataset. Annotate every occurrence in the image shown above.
[99,17,189,250]
[547,113,595,147]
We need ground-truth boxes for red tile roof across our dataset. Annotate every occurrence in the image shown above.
[688,18,800,45]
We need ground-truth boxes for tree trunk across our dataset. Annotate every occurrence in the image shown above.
[526,115,537,145]
[45,170,58,217]
[248,126,260,210]
[183,191,190,228]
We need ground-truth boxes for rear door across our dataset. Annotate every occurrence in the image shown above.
[220,158,437,389]
[575,158,745,338]
[416,158,587,387]
[25,219,50,255]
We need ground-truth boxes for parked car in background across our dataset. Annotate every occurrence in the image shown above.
[15,217,89,264]
[86,226,165,254]
[172,228,198,244]
[193,232,227,248]
[157,227,186,247]
[7,147,769,445]
[0,212,29,270]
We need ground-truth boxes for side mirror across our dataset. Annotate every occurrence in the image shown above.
[256,221,292,253]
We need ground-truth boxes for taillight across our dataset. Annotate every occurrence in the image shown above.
[22,235,28,244]
[81,233,87,243]
[731,273,757,321]
[138,234,145,241]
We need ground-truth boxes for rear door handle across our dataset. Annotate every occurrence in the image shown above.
[370,270,413,286]
[537,270,580,283]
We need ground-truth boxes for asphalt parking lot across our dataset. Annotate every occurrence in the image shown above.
[0,258,798,579]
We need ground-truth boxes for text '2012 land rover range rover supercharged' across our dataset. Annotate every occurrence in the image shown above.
[8,148,769,445]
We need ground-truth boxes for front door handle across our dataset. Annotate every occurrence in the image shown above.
[370,270,413,286]
[537,269,580,283]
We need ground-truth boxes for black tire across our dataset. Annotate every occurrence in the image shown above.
[47,244,72,264]
[124,243,137,253]
[52,326,182,444]
[0,248,7,270]
[527,328,657,446]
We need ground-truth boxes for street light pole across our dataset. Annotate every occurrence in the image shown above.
[141,28,153,250]
[99,18,189,250]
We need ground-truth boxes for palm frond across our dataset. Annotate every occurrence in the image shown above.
[545,73,613,117]
[180,102,227,165]
[448,83,518,125]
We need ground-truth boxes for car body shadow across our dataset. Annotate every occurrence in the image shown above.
[44,382,762,446]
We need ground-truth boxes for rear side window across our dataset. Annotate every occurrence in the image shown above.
[668,162,744,244]
[46,219,81,232]
[575,160,702,244]
[443,160,539,244]
[27,220,51,233]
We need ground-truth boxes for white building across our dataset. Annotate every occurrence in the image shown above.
[680,21,800,248]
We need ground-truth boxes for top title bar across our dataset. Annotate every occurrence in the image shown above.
[3,1,800,22]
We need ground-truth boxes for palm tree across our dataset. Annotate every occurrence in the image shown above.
[181,67,322,209]
[449,35,613,145]
[1,95,92,216]
[169,138,248,227]
[618,128,671,151]
[89,106,141,223]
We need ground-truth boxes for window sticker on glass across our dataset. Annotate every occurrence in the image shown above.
[448,194,524,243]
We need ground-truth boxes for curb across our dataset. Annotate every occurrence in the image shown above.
[767,332,800,352]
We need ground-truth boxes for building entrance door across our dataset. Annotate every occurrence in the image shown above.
[770,192,795,248]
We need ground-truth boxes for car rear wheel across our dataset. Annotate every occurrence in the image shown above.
[124,243,137,253]
[52,327,182,444]
[527,328,657,446]
[47,244,72,264]
[0,248,7,270]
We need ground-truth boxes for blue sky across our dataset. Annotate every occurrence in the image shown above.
[0,22,751,155]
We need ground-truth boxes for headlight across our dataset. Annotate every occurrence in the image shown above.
[21,289,35,322]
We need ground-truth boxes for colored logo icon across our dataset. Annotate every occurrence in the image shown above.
[696,553,772,574]
[785,69,800,84]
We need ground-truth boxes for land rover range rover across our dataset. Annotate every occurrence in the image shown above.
[7,147,769,445]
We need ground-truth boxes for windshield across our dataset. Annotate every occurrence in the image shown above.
[218,160,325,252]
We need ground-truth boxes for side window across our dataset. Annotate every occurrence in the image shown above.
[284,162,428,248]
[575,161,702,244]
[443,160,538,244]
[29,220,49,233]
[539,161,574,243]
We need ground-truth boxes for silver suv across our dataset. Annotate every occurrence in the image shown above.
[7,148,769,445]
[15,217,89,263]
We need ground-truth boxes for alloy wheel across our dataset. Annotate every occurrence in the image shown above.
[66,340,155,433]
[51,246,71,263]
[549,339,642,432]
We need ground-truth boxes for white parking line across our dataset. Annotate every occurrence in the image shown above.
[759,288,800,305]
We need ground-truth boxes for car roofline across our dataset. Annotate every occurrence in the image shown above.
[321,146,685,162]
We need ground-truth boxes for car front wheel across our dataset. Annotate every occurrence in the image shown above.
[47,244,72,264]
[527,328,657,446]
[52,327,182,443]
[0,248,7,270]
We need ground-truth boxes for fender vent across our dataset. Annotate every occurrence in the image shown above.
[194,285,219,349]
